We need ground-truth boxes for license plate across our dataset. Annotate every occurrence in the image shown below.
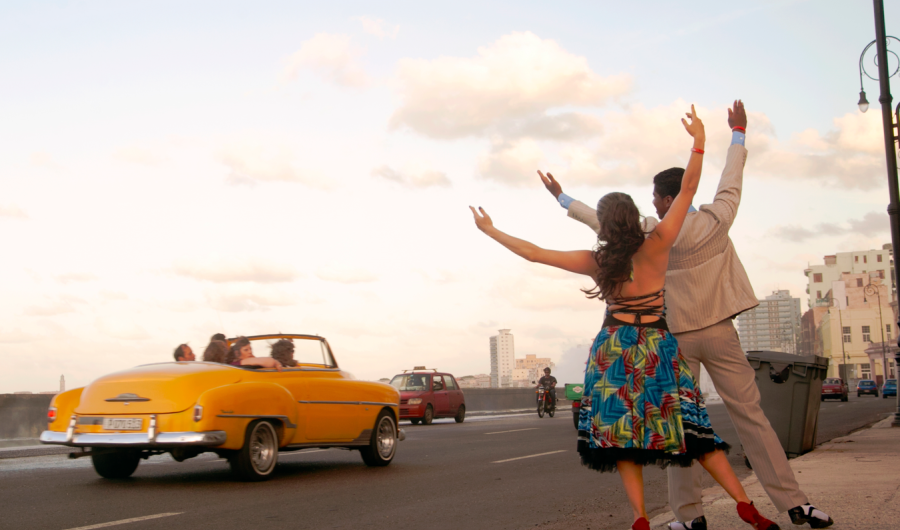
[102,418,143,431]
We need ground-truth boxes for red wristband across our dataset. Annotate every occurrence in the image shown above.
[691,148,705,154]
[732,126,746,133]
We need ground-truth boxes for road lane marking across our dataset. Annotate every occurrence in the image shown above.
[62,513,182,530]
[492,450,566,463]
[484,428,539,435]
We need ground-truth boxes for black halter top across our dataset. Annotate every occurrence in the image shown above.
[604,289,667,330]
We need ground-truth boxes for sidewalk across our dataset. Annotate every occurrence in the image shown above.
[650,416,900,529]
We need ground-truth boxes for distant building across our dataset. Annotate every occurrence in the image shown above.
[490,329,515,388]
[736,290,801,353]
[805,245,894,309]
[816,273,895,384]
[458,374,492,389]
[511,354,555,385]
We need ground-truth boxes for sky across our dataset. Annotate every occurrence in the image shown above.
[2,0,899,392]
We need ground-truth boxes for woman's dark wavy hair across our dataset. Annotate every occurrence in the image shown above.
[270,339,297,367]
[225,336,251,364]
[583,192,647,301]
[203,340,229,364]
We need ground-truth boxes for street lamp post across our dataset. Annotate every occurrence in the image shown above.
[857,0,900,426]
[864,277,890,385]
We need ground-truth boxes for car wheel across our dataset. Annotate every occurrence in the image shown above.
[820,396,825,401]
[230,420,278,481]
[91,449,141,479]
[842,395,848,402]
[884,393,888,399]
[361,410,397,467]
[573,412,579,429]
[454,405,466,423]
[875,391,879,397]
[858,393,861,398]
[410,418,420,425]
[422,405,434,425]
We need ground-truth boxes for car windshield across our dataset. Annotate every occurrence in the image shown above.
[860,380,875,386]
[824,378,842,385]
[390,374,430,391]
[246,336,336,368]
[886,380,897,386]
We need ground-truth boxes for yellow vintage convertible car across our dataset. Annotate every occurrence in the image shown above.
[40,334,403,481]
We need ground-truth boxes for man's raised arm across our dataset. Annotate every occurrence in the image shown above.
[539,170,601,234]
[701,100,748,228]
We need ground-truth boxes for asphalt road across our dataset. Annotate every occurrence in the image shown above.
[0,396,894,530]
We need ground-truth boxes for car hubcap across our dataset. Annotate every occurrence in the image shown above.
[376,417,396,459]
[250,423,276,473]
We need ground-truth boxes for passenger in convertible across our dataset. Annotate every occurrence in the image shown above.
[226,336,284,371]
[270,339,298,367]
[173,344,195,362]
[202,340,229,364]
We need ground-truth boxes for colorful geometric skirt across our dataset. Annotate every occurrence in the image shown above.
[577,316,729,472]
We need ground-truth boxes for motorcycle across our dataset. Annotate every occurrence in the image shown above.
[536,385,556,418]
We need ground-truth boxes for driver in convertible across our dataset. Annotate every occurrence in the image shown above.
[227,336,283,371]
[536,367,557,409]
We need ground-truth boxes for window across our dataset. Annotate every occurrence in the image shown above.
[887,324,892,333]
[843,327,852,343]
[433,375,445,391]
[861,363,871,379]
[817,290,822,299]
[857,278,864,287]
[855,256,859,263]
[878,254,883,263]
[864,255,868,264]
[444,376,458,390]
[876,270,886,279]
[863,325,871,342]
[813,273,823,283]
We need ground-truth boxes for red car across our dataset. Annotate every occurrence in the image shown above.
[390,368,466,425]
[821,377,849,401]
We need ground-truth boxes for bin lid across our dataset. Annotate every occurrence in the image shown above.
[745,350,829,369]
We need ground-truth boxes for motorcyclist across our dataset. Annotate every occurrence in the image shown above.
[536,367,557,410]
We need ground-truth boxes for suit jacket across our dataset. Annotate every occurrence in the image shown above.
[567,143,757,334]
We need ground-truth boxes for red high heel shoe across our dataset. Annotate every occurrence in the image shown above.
[737,502,780,530]
[632,518,650,530]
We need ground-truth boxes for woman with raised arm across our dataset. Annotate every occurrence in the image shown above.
[471,107,779,530]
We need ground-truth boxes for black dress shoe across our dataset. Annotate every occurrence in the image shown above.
[668,516,707,530]
[788,505,833,528]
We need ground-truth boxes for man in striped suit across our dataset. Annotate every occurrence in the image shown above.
[541,101,833,529]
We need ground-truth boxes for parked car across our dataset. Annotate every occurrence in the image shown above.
[883,379,897,398]
[821,377,849,402]
[857,379,879,397]
[390,368,465,425]
[40,334,403,481]
[565,383,584,429]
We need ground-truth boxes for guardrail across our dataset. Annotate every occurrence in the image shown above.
[0,394,54,445]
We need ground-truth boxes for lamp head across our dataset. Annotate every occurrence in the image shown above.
[859,90,870,113]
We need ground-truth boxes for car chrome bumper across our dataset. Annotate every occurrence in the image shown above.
[40,430,227,448]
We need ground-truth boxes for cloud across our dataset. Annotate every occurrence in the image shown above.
[477,138,545,185]
[0,328,36,344]
[218,136,314,186]
[30,151,60,169]
[172,259,299,283]
[491,274,600,312]
[771,211,890,242]
[113,145,165,166]
[0,205,28,219]
[315,266,378,284]
[95,318,150,340]
[24,301,76,317]
[204,287,296,313]
[389,32,631,139]
[371,165,451,188]
[279,33,369,88]
[356,16,399,39]
[55,273,97,284]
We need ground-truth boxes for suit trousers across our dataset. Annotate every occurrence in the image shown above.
[667,318,809,520]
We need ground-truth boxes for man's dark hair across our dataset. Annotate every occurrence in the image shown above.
[210,333,226,342]
[652,167,685,200]
[173,344,188,361]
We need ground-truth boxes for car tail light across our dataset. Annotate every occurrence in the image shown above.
[47,407,57,422]
[193,405,203,422]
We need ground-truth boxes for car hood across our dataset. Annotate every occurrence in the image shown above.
[400,390,428,399]
[75,362,242,415]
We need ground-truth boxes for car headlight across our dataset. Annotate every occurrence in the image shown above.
[408,398,422,405]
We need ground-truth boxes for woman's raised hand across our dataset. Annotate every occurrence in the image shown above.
[469,206,494,232]
[681,104,705,140]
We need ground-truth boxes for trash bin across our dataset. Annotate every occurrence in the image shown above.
[745,350,829,458]
[564,383,584,401]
